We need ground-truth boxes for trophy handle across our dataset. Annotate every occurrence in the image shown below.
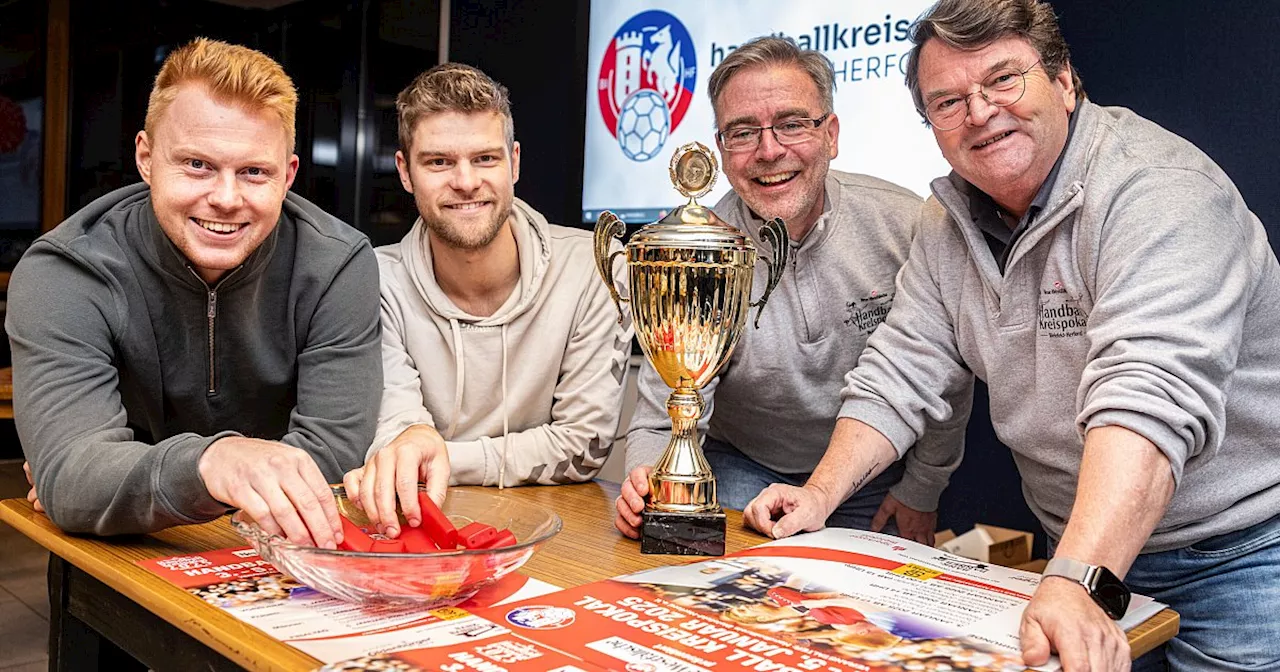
[749,217,790,328]
[592,211,630,324]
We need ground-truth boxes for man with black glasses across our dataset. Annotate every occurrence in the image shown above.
[615,36,974,547]
[747,0,1280,669]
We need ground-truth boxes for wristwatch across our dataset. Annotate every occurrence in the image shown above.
[1042,557,1131,620]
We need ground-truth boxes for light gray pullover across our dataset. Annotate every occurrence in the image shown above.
[842,100,1280,552]
[372,199,631,486]
[627,171,973,512]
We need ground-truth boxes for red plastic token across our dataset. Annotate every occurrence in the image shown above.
[458,522,498,549]
[400,526,439,553]
[416,492,459,548]
[370,538,406,554]
[338,516,374,552]
[483,529,517,549]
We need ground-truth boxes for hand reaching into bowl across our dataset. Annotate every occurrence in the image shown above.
[342,425,451,539]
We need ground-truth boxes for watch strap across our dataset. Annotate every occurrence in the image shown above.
[1044,556,1094,584]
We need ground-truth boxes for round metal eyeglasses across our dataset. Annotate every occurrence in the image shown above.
[922,60,1042,131]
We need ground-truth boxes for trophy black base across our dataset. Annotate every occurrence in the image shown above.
[640,509,726,556]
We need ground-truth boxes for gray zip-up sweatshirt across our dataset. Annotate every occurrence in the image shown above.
[842,100,1280,552]
[5,183,382,536]
[627,171,974,512]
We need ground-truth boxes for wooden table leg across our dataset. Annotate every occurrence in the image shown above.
[48,555,140,670]
[47,555,241,671]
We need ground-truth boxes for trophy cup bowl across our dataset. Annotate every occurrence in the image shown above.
[594,142,788,555]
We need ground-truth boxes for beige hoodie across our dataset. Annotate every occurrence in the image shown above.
[371,198,631,486]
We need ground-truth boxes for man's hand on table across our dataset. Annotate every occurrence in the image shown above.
[343,424,449,539]
[199,437,342,549]
[615,466,651,539]
[871,493,938,546]
[743,483,833,539]
[23,461,43,513]
[1020,575,1130,671]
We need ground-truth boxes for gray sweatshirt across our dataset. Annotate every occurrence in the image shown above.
[6,183,382,535]
[842,100,1280,552]
[627,171,974,512]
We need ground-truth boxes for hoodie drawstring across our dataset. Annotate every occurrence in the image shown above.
[446,317,465,441]
[498,324,510,489]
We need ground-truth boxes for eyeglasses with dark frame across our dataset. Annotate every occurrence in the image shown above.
[717,113,831,152]
[921,60,1043,131]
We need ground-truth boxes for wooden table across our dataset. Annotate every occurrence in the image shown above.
[0,483,1178,671]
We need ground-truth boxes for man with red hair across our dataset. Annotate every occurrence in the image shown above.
[7,38,381,547]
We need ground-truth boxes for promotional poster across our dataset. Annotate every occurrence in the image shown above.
[317,530,1166,671]
[136,547,558,664]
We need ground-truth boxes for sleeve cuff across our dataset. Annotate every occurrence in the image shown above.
[1083,409,1188,485]
[888,467,944,512]
[367,420,436,462]
[622,431,669,475]
[446,439,490,485]
[838,398,917,458]
[159,431,241,523]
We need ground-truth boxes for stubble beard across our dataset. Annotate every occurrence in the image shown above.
[426,203,512,252]
[738,180,816,228]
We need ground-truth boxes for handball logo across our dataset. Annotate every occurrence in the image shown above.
[505,605,576,630]
[597,10,696,161]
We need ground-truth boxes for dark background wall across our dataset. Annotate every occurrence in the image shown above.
[449,0,589,232]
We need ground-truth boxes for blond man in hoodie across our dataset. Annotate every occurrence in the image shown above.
[342,64,632,537]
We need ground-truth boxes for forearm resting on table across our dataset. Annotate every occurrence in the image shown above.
[807,417,900,511]
[1054,425,1175,577]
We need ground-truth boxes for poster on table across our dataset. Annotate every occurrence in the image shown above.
[136,546,558,664]
[316,529,1166,671]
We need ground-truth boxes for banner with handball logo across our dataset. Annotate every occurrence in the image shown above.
[582,0,951,224]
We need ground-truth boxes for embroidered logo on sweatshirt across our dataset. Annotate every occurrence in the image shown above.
[1038,284,1087,338]
[844,290,894,335]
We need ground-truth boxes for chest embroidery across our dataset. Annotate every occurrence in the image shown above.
[845,290,895,336]
[1037,284,1088,338]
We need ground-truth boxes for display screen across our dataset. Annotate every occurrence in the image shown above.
[582,0,950,223]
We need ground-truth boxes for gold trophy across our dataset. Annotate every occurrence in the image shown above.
[593,142,788,555]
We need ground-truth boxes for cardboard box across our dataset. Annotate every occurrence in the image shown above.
[935,524,1034,568]
[1013,559,1048,574]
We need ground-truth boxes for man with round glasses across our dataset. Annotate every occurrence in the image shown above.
[746,0,1280,669]
[615,36,974,549]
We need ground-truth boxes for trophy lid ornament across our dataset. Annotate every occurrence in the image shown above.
[671,141,717,202]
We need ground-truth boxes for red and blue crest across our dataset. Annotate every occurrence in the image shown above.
[597,10,697,158]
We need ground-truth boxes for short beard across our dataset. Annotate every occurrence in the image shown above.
[737,167,827,233]
[740,191,812,227]
[426,205,511,251]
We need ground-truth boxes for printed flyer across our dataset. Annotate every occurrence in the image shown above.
[316,529,1166,672]
[136,546,558,663]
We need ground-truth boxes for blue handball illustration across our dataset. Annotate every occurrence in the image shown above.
[616,89,670,162]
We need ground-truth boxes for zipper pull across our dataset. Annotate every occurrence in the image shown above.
[208,291,217,318]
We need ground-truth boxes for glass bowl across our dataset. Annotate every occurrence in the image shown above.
[231,486,561,606]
